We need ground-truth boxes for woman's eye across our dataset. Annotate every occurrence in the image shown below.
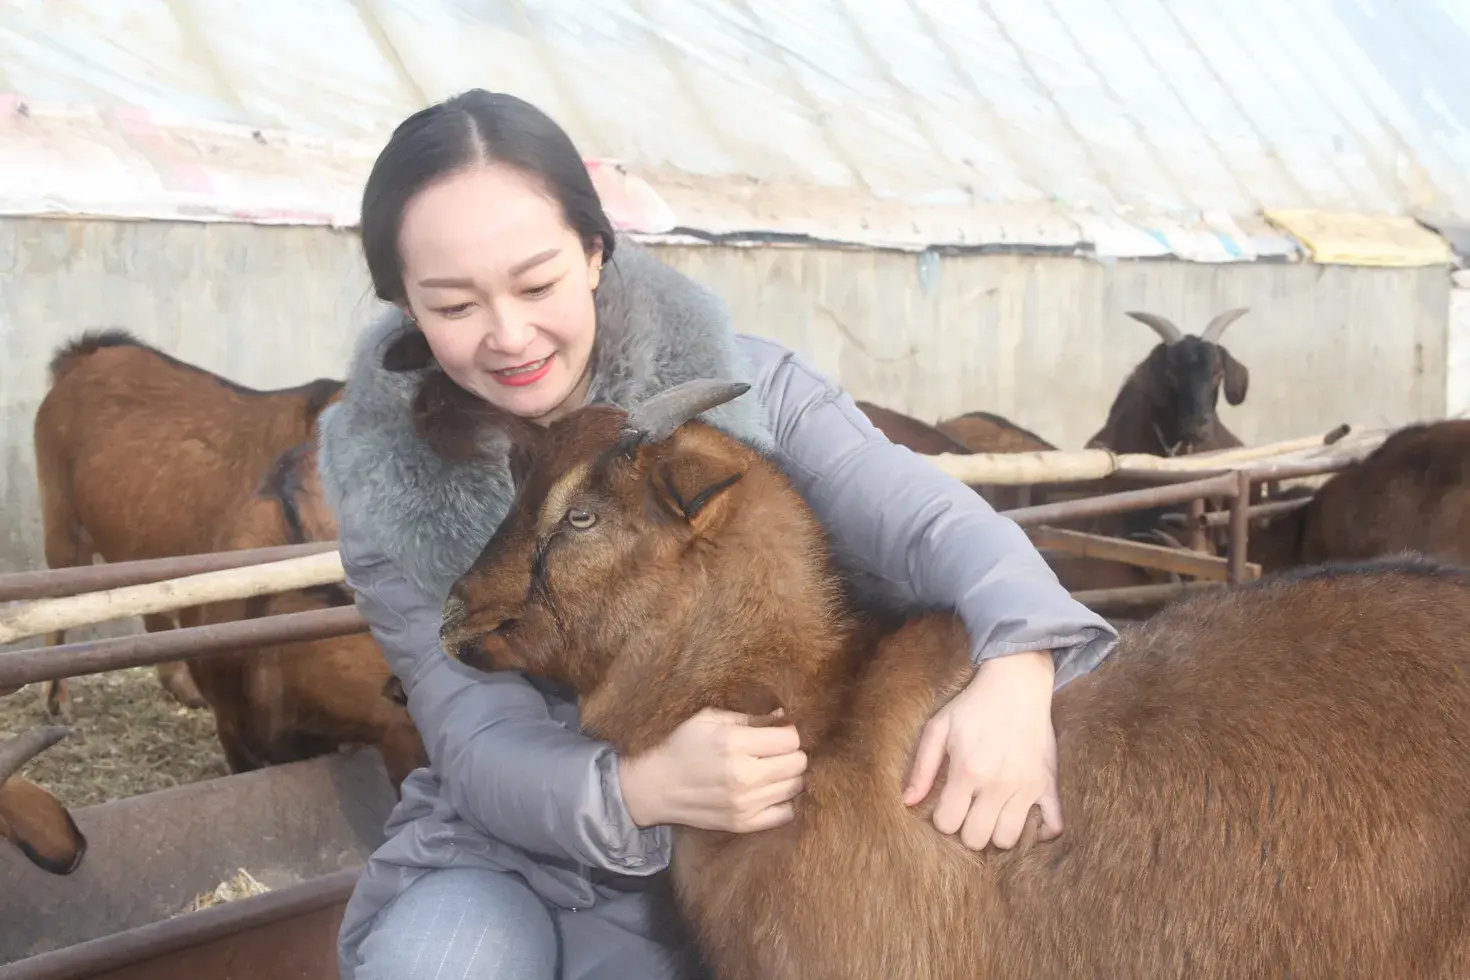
[566,508,596,529]
[434,303,474,318]
[525,281,555,299]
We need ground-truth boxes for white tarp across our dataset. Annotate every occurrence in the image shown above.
[3,0,1469,256]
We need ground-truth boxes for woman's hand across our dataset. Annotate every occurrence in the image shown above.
[902,649,1063,850]
[618,707,807,833]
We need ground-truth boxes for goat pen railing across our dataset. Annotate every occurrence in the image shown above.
[0,424,1389,978]
[0,427,1385,694]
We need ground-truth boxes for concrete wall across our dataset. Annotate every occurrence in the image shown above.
[0,216,1451,571]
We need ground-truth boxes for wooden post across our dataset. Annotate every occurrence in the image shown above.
[1228,470,1252,582]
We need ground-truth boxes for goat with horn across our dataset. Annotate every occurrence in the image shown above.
[320,88,1118,980]
[1088,307,1251,457]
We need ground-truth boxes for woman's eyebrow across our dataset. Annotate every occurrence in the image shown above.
[417,248,561,289]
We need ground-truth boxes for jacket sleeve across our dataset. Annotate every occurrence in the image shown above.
[337,519,671,874]
[742,335,1118,689]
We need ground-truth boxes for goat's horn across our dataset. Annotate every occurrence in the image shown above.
[1200,307,1249,344]
[624,380,752,444]
[1124,311,1184,345]
[0,726,70,786]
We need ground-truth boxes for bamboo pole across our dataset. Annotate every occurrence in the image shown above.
[924,426,1384,486]
[0,551,347,647]
[0,542,339,603]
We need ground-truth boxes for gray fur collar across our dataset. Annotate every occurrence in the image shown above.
[317,237,774,599]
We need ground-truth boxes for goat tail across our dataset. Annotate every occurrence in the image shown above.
[47,329,141,384]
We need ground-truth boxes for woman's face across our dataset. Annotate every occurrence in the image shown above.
[397,164,602,424]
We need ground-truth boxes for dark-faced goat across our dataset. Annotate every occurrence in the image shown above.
[440,380,1470,980]
[1087,308,1250,456]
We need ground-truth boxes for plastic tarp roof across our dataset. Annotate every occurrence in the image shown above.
[3,0,1470,260]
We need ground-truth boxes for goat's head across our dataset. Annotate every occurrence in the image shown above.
[0,726,87,875]
[1126,308,1250,451]
[440,380,833,749]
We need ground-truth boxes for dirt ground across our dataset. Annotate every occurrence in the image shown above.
[0,667,227,808]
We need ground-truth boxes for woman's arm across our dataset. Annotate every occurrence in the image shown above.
[741,334,1118,688]
[337,520,672,875]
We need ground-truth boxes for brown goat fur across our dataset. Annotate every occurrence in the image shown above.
[1252,421,1470,575]
[0,727,86,876]
[443,391,1470,979]
[184,436,426,796]
[935,410,1055,455]
[32,330,343,719]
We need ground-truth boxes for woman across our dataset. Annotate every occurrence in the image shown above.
[318,89,1118,980]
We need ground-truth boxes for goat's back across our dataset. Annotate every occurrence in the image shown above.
[1039,559,1470,976]
[33,341,340,560]
[854,401,971,456]
[936,411,1055,453]
[679,559,1470,979]
[1299,421,1470,566]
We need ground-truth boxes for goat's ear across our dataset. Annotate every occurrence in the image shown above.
[654,449,745,536]
[1220,350,1249,405]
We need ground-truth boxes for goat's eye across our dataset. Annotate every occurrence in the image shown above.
[566,508,596,529]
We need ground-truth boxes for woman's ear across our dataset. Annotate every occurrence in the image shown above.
[587,241,605,291]
[381,305,434,372]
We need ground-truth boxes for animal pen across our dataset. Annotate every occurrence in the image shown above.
[0,426,1386,979]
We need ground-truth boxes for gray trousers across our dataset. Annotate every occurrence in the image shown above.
[352,866,700,980]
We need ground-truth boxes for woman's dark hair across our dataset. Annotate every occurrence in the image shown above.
[361,90,616,457]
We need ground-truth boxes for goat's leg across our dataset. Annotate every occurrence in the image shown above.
[145,611,207,710]
[42,633,72,723]
[37,473,88,722]
[375,724,429,800]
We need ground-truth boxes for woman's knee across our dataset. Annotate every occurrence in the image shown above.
[354,867,558,980]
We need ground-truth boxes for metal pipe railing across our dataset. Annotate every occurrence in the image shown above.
[0,542,339,603]
[0,607,366,691]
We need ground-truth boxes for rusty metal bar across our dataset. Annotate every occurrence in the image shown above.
[0,542,339,604]
[0,607,367,689]
[1001,472,1240,527]
[0,869,359,980]
[1228,471,1252,582]
[1186,498,1208,552]
[1194,494,1315,528]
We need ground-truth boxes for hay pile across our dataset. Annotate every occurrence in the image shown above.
[0,666,227,806]
[184,868,272,913]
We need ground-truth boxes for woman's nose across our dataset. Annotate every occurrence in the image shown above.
[483,309,535,354]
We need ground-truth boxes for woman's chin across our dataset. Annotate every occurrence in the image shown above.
[480,374,574,421]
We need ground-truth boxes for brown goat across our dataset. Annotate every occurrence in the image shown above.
[184,437,427,797]
[1251,420,1470,575]
[441,380,1470,979]
[935,410,1055,456]
[0,726,87,876]
[32,330,343,720]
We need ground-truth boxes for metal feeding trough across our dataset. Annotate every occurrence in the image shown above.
[0,749,397,979]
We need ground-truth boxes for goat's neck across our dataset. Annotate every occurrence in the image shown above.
[583,550,861,758]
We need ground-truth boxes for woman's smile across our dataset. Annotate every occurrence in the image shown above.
[490,355,554,387]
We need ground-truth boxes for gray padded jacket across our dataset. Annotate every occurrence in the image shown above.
[317,237,1118,979]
